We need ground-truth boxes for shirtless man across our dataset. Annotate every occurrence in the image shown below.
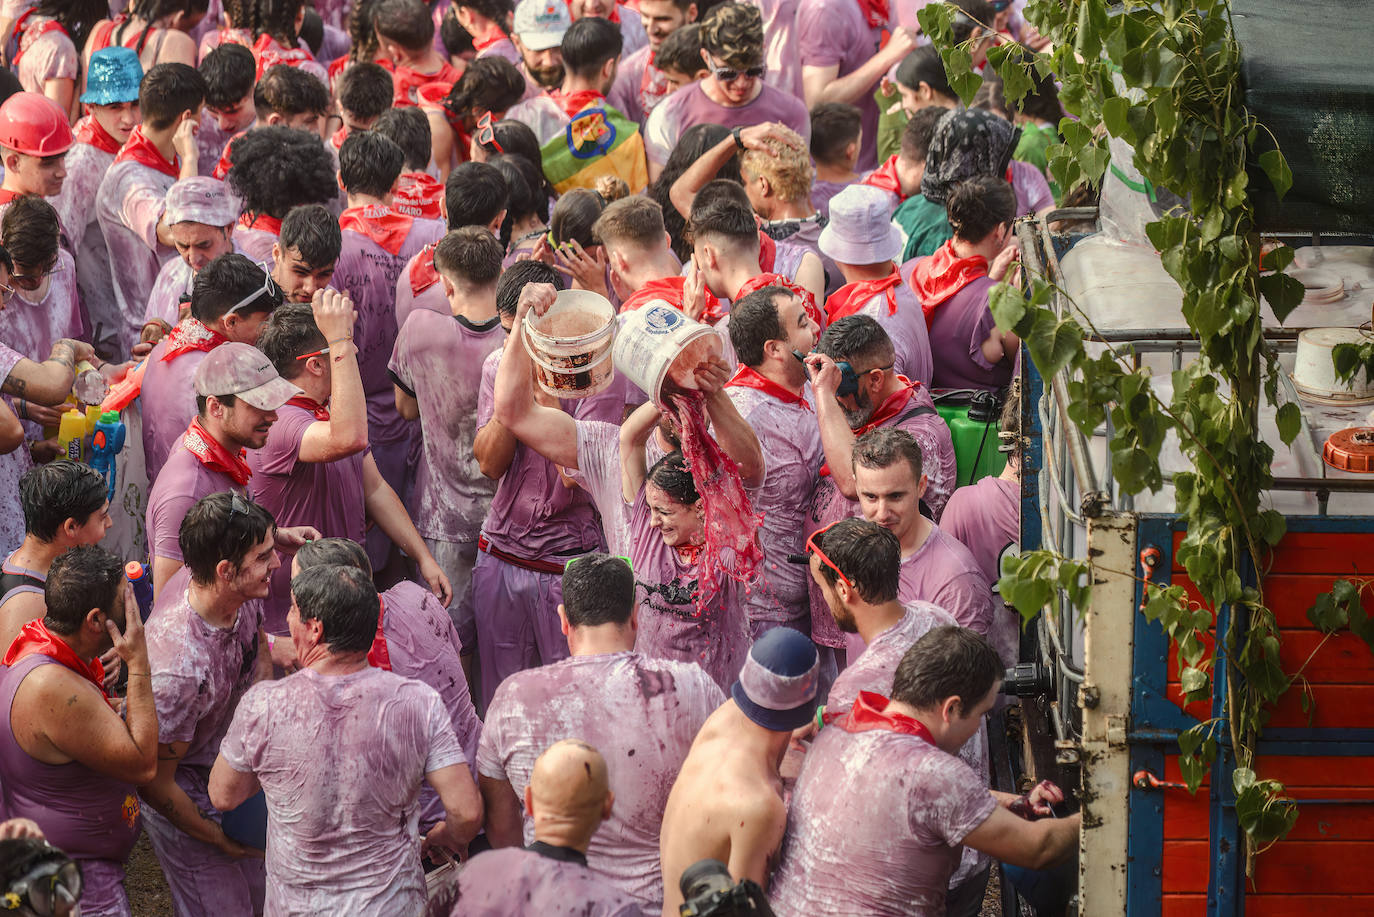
[657,626,820,915]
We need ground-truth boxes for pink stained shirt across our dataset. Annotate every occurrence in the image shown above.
[643,81,811,168]
[139,329,215,485]
[248,403,368,634]
[378,579,483,826]
[14,16,78,95]
[757,0,803,99]
[796,0,884,170]
[145,438,246,564]
[194,108,243,178]
[392,247,449,331]
[218,666,466,916]
[477,651,723,909]
[607,44,671,127]
[455,847,649,917]
[95,157,180,357]
[0,342,28,551]
[940,475,1020,666]
[897,524,995,636]
[768,723,997,914]
[725,382,823,633]
[387,309,505,544]
[834,281,934,385]
[230,224,279,265]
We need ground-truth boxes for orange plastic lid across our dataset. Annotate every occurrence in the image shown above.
[1322,427,1374,473]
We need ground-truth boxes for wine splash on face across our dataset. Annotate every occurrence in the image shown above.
[669,390,765,613]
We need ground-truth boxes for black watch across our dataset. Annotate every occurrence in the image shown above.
[732,127,745,151]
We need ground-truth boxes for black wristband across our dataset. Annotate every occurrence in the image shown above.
[732,127,745,151]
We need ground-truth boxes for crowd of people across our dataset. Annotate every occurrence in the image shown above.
[0,0,1086,913]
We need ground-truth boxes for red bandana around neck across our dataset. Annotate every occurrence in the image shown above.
[862,155,904,199]
[837,691,936,743]
[735,272,824,329]
[825,268,901,323]
[472,30,507,51]
[392,172,444,220]
[3,619,107,698]
[409,244,439,295]
[12,11,66,70]
[0,189,21,206]
[818,376,921,477]
[75,116,122,155]
[639,53,672,115]
[367,598,392,670]
[392,61,461,107]
[252,33,317,80]
[237,211,282,236]
[725,364,811,411]
[183,416,251,486]
[550,88,606,120]
[161,317,227,362]
[855,0,891,29]
[910,239,990,328]
[621,276,725,325]
[757,232,777,272]
[115,126,179,178]
[287,395,330,420]
[340,204,413,256]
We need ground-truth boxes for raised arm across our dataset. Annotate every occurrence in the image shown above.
[805,353,861,498]
[620,400,662,504]
[801,29,915,108]
[697,359,764,487]
[492,283,579,469]
[298,289,370,462]
[668,123,804,219]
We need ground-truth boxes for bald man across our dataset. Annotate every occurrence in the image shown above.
[455,740,648,916]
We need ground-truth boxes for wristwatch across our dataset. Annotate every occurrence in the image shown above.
[732,127,745,151]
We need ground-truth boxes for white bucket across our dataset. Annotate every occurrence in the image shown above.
[613,301,722,406]
[1293,327,1374,404]
[522,290,616,399]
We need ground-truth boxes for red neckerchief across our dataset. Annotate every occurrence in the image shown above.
[836,691,936,743]
[237,211,282,236]
[115,126,178,178]
[392,60,461,106]
[606,5,623,23]
[910,239,990,328]
[366,597,392,670]
[550,88,606,120]
[409,244,439,295]
[862,155,903,199]
[620,276,725,325]
[183,416,251,486]
[12,10,66,70]
[855,0,890,29]
[825,267,901,323]
[2,619,107,698]
[392,172,444,220]
[639,51,671,115]
[330,124,347,152]
[736,272,824,329]
[757,232,777,272]
[674,542,703,566]
[818,376,921,477]
[287,395,330,420]
[0,189,20,205]
[725,364,811,411]
[472,31,506,51]
[161,317,227,361]
[252,33,317,80]
[75,116,122,155]
[212,130,247,180]
[340,204,414,256]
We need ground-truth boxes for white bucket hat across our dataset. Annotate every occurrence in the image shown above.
[818,184,905,266]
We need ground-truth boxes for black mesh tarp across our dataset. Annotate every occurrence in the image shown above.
[1236,0,1374,233]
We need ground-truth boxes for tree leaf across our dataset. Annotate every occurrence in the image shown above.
[989,282,1027,333]
[1258,149,1293,200]
[1258,271,1306,324]
[1276,402,1301,446]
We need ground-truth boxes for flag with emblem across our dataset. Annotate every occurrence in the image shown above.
[540,104,649,196]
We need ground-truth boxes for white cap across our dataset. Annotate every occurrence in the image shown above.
[818,184,904,266]
[513,0,571,51]
[165,176,241,228]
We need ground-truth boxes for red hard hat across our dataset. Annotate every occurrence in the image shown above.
[0,92,74,157]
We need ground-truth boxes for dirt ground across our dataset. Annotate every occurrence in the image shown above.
[122,831,1007,916]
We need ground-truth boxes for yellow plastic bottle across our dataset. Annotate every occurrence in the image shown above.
[56,409,86,462]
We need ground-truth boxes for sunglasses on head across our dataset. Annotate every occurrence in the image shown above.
[3,855,82,916]
[475,112,504,153]
[798,520,853,591]
[224,262,281,316]
[564,553,635,576]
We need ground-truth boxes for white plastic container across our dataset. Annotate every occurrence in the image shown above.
[522,290,616,399]
[613,302,721,406]
[1292,327,1374,404]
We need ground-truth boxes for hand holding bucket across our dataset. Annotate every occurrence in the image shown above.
[613,302,723,408]
[520,288,617,399]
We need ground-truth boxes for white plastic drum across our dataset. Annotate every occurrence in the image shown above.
[614,302,722,406]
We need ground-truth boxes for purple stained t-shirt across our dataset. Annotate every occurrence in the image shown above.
[218,666,465,917]
[834,281,933,385]
[51,132,119,351]
[0,342,27,552]
[924,274,1013,392]
[941,475,1019,666]
[140,333,213,485]
[388,309,505,544]
[95,158,179,356]
[811,178,855,220]
[14,16,77,95]
[769,723,997,914]
[455,847,648,917]
[477,652,723,908]
[476,348,603,561]
[796,0,883,170]
[230,225,278,265]
[146,438,246,564]
[393,248,448,331]
[896,524,994,636]
[644,81,811,168]
[725,382,822,634]
[248,403,368,634]
[379,579,483,824]
[0,248,82,364]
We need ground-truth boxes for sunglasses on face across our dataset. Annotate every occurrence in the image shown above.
[834,361,894,398]
[10,259,62,290]
[707,56,765,82]
[224,262,281,316]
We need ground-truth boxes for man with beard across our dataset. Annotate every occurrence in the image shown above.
[511,0,570,93]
